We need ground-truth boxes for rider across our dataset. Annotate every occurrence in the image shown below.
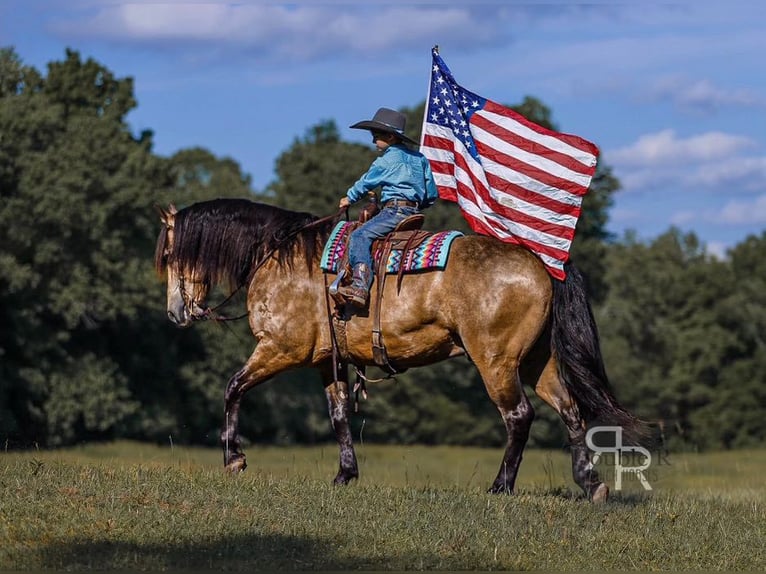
[337,107,439,307]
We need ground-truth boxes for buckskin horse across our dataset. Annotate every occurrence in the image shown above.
[155,198,642,502]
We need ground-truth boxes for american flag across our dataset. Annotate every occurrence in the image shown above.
[419,48,599,280]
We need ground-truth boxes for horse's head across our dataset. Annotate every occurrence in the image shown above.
[156,204,211,327]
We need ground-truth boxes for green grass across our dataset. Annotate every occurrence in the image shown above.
[1,441,764,571]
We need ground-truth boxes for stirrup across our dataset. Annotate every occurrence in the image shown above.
[338,285,368,307]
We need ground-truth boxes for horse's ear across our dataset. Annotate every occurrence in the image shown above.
[156,203,177,227]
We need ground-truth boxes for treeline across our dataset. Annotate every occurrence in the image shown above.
[1,48,764,451]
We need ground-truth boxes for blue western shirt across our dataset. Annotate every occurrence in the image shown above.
[346,144,439,208]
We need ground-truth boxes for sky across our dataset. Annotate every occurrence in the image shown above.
[2,1,765,256]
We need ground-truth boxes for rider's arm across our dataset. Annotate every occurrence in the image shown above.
[421,156,439,208]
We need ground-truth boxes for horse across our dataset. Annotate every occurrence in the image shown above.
[154,197,642,502]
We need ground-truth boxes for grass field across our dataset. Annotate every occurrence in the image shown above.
[1,441,764,571]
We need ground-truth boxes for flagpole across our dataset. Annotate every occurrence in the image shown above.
[418,45,438,150]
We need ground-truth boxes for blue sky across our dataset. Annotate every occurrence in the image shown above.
[2,2,765,256]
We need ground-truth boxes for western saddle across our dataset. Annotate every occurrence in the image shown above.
[327,198,432,375]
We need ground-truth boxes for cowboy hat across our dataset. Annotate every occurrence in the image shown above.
[350,107,418,146]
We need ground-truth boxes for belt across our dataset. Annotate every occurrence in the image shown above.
[382,199,418,209]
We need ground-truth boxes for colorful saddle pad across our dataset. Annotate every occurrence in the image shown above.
[320,221,463,274]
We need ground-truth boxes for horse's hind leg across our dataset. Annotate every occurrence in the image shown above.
[320,363,359,485]
[531,355,609,502]
[473,355,535,494]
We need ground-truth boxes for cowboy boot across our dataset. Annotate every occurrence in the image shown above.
[338,263,371,307]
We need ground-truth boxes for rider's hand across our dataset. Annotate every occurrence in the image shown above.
[339,197,351,209]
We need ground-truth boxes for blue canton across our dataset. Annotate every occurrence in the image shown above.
[426,51,487,163]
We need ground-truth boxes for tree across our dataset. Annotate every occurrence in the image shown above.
[691,233,766,448]
[14,45,763,453]
[0,48,166,444]
[596,229,757,449]
[165,147,253,206]
[264,120,375,216]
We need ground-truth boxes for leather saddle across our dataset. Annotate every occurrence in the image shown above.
[328,211,430,305]
[327,199,433,374]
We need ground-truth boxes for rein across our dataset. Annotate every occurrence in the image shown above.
[184,208,348,323]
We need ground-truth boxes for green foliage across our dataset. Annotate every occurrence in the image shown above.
[354,360,503,447]
[598,229,766,449]
[265,119,375,216]
[1,46,764,453]
[0,47,166,443]
[569,163,619,303]
[165,146,253,206]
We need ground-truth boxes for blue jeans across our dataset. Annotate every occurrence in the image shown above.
[348,205,418,286]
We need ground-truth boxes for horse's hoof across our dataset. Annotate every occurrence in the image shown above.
[591,482,609,503]
[332,471,358,486]
[487,484,514,495]
[225,457,247,473]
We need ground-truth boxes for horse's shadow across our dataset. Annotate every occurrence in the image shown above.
[39,532,393,571]
[35,490,652,571]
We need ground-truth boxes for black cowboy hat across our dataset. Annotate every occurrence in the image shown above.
[350,107,418,146]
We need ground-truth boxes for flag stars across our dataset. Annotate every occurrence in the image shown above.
[423,53,594,279]
[426,63,486,151]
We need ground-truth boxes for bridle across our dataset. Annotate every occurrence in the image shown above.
[176,273,222,322]
[169,208,347,323]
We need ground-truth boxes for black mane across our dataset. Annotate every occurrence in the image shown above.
[155,198,336,289]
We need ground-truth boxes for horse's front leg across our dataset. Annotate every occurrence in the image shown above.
[320,363,359,485]
[221,343,297,472]
[221,366,250,472]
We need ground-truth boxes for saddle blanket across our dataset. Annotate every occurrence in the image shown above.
[320,221,463,274]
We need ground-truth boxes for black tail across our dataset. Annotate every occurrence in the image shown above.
[551,262,646,445]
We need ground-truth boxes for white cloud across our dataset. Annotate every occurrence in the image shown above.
[703,240,729,260]
[647,76,765,113]
[669,210,696,226]
[613,160,766,197]
[604,130,766,216]
[608,129,756,167]
[667,194,766,255]
[687,156,766,190]
[717,194,766,225]
[52,4,511,62]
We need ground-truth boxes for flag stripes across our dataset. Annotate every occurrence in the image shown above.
[420,49,599,280]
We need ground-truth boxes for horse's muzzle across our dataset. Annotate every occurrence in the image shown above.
[168,303,210,327]
[167,307,190,327]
